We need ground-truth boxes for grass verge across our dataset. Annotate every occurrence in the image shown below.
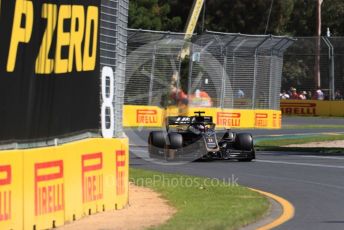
[282,124,344,129]
[130,168,270,230]
[256,134,344,153]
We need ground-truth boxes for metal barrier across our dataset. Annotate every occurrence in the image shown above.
[125,29,187,106]
[190,31,294,110]
[282,37,344,100]
[100,0,129,137]
[124,29,294,112]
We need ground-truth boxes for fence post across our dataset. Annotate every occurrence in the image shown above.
[270,38,287,109]
[330,42,335,100]
[329,38,335,100]
[252,37,270,109]
[268,51,274,109]
[188,43,194,97]
[220,48,227,109]
[322,37,335,100]
[148,45,157,105]
[223,35,239,109]
[176,58,182,101]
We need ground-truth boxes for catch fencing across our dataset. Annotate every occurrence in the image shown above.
[282,37,344,100]
[100,0,129,137]
[125,29,186,106]
[124,29,294,111]
[190,31,294,110]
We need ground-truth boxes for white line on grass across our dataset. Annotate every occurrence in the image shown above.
[296,155,344,160]
[256,160,344,169]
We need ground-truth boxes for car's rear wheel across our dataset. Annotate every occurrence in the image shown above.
[168,133,183,149]
[148,131,166,158]
[235,133,255,162]
[235,133,253,151]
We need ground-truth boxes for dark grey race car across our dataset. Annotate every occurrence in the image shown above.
[148,111,255,162]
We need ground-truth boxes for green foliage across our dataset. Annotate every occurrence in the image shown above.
[128,0,344,36]
[322,0,344,36]
[202,0,294,35]
[129,0,182,31]
[285,0,316,36]
[256,134,344,147]
[255,134,344,153]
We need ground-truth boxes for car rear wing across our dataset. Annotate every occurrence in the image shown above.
[195,116,213,123]
[167,116,213,125]
[167,116,191,125]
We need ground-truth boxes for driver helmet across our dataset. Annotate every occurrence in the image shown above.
[197,124,205,130]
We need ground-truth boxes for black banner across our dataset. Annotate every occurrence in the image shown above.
[0,0,100,142]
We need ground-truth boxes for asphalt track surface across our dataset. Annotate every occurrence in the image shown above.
[127,116,344,230]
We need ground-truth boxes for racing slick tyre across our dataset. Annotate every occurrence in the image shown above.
[235,133,255,162]
[148,131,166,158]
[168,133,183,149]
[235,133,254,151]
[238,151,255,162]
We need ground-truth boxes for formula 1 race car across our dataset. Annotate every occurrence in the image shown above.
[148,112,255,161]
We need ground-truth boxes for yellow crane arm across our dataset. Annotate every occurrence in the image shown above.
[172,0,205,113]
[184,0,205,40]
[180,0,204,58]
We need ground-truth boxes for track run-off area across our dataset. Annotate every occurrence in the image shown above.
[128,116,344,230]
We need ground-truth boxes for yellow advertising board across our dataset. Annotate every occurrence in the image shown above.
[271,111,283,129]
[254,110,282,129]
[0,138,129,230]
[123,105,164,127]
[213,109,255,128]
[0,150,23,230]
[23,147,65,229]
[115,138,129,209]
[123,105,282,129]
[187,107,257,128]
[63,138,129,223]
[281,100,344,117]
[330,101,344,116]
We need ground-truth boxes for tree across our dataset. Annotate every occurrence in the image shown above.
[129,0,182,31]
[128,0,344,36]
[159,0,295,35]
[285,0,316,36]
[322,0,344,36]
[203,0,295,35]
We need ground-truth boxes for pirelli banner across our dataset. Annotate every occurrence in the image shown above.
[123,105,282,129]
[0,138,129,230]
[281,100,344,117]
[0,0,124,141]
